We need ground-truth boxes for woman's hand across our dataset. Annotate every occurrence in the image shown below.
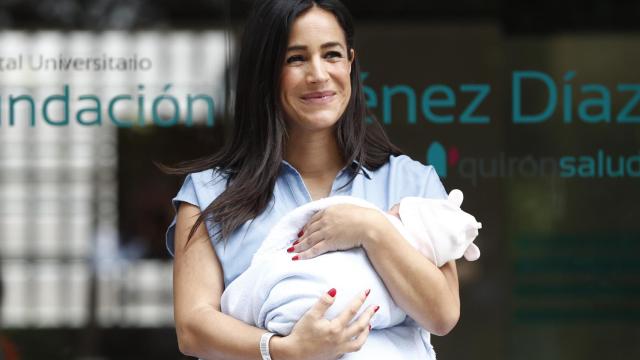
[273,288,378,360]
[289,204,387,260]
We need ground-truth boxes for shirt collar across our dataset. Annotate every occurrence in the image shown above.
[280,159,372,180]
[347,160,372,180]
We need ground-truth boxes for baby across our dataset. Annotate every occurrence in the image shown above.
[221,190,481,336]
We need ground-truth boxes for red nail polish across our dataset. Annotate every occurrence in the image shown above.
[365,289,371,297]
[291,255,299,261]
[298,230,304,237]
[374,306,380,313]
[327,288,337,297]
[287,246,295,253]
[369,324,372,331]
[293,240,300,246]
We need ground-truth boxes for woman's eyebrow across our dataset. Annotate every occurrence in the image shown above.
[286,42,345,52]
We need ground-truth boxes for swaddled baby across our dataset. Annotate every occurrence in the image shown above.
[221,189,481,336]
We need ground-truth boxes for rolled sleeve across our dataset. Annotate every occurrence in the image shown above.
[165,174,199,257]
[421,165,448,200]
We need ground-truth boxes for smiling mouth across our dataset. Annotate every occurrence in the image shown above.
[300,92,336,104]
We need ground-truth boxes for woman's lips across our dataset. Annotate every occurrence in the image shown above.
[301,91,336,104]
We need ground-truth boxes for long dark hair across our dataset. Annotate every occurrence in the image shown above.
[161,0,402,245]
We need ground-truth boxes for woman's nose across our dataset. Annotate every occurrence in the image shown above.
[306,57,329,84]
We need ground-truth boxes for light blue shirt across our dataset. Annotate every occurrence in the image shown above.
[165,154,448,288]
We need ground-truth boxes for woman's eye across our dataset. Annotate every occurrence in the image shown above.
[286,55,304,64]
[326,51,343,59]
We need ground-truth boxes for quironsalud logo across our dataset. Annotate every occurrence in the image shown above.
[427,142,457,179]
[427,141,640,186]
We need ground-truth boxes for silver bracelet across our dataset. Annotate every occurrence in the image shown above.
[260,332,277,360]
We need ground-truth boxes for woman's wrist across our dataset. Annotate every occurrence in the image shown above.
[362,212,393,251]
[269,335,297,360]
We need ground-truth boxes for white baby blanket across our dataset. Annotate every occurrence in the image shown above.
[400,189,482,267]
[221,192,481,337]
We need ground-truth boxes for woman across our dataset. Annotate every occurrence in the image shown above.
[165,0,460,359]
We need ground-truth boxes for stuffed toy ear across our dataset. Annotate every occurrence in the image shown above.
[463,243,481,261]
[448,189,464,208]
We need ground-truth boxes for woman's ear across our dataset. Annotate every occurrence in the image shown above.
[348,48,355,73]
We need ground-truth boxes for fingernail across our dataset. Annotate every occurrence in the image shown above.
[327,288,337,297]
[365,289,371,297]
[374,305,380,313]
[287,246,295,253]
[292,255,299,261]
[369,324,372,331]
[293,240,300,245]
[298,230,304,237]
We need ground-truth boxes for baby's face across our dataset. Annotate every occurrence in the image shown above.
[387,203,401,219]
